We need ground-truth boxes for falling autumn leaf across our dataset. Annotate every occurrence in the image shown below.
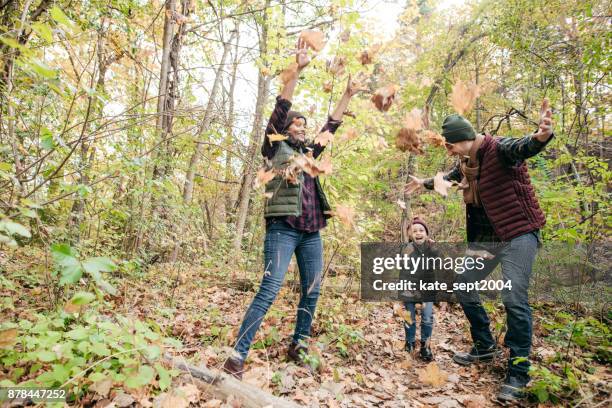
[403,108,423,131]
[315,130,334,147]
[450,80,480,115]
[371,85,398,112]
[268,133,288,143]
[433,171,453,197]
[339,128,358,142]
[318,155,333,175]
[327,55,346,76]
[418,362,448,387]
[260,66,271,76]
[339,29,350,43]
[327,204,355,228]
[396,199,407,210]
[360,43,381,65]
[323,81,333,93]
[254,168,275,189]
[395,127,423,154]
[377,136,389,150]
[423,130,445,147]
[343,110,356,118]
[299,30,326,51]
[280,62,298,85]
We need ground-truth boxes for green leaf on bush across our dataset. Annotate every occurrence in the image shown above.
[124,365,155,389]
[52,243,83,285]
[66,327,89,340]
[36,350,57,362]
[0,220,31,238]
[70,292,95,305]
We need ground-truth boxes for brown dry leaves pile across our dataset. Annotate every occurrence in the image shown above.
[450,80,480,115]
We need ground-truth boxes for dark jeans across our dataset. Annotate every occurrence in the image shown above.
[233,220,323,361]
[458,231,539,377]
[404,302,434,343]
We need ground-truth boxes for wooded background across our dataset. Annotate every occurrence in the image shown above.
[0,0,609,406]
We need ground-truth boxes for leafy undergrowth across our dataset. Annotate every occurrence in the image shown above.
[1,250,611,407]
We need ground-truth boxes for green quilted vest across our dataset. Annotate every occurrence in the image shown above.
[264,141,331,218]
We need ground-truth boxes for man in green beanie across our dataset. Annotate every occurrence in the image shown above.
[405,100,553,402]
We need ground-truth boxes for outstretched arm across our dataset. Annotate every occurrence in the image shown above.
[312,75,367,158]
[404,163,462,195]
[262,39,312,159]
[330,74,367,121]
[280,37,311,102]
[497,98,554,166]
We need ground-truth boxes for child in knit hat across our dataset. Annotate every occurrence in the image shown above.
[401,216,435,361]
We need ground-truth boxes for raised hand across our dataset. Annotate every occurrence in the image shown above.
[534,98,553,142]
[296,37,311,72]
[345,73,368,97]
[404,175,424,195]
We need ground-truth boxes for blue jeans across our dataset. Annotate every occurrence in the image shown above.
[233,220,323,361]
[458,231,538,377]
[404,302,434,343]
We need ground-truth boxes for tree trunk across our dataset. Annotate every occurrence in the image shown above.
[232,2,271,252]
[182,29,236,203]
[224,27,241,222]
[151,0,177,180]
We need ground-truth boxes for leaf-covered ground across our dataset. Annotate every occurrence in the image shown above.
[2,251,610,407]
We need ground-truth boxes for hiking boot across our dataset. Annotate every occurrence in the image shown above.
[453,345,502,365]
[287,341,308,363]
[405,341,415,353]
[222,356,244,380]
[419,340,434,361]
[497,374,529,402]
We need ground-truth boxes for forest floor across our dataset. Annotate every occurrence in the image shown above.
[2,251,610,407]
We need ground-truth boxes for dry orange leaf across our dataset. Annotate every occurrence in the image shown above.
[323,81,333,93]
[395,127,423,154]
[423,130,445,147]
[396,199,407,210]
[280,62,298,85]
[360,43,381,65]
[299,30,326,52]
[318,155,333,175]
[340,29,350,43]
[327,204,355,228]
[255,168,275,189]
[371,85,398,112]
[433,171,453,197]
[260,66,271,76]
[268,133,288,146]
[403,108,423,131]
[327,55,346,76]
[339,128,358,142]
[418,362,448,387]
[315,130,334,147]
[450,80,480,115]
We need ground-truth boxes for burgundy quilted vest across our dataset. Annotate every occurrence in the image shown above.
[477,135,546,241]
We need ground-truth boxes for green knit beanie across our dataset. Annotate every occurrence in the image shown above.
[441,114,476,143]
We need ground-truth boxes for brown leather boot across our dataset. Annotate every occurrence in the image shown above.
[222,356,244,380]
[287,341,308,363]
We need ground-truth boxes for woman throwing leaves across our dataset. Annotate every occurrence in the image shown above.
[223,38,365,379]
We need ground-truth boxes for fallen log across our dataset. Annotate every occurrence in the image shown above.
[164,354,302,408]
